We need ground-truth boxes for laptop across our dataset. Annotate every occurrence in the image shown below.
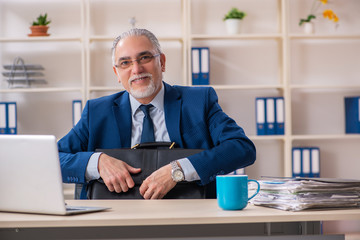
[0,134,110,215]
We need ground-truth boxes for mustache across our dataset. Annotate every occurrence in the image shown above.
[128,73,153,85]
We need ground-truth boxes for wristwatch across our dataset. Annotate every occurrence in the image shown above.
[170,161,185,182]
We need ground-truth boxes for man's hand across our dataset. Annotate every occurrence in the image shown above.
[139,164,176,199]
[98,153,141,193]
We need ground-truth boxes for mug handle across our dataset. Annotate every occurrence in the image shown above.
[247,179,260,201]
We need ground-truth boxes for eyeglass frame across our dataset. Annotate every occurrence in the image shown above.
[114,51,161,70]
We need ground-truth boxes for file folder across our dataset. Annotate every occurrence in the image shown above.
[191,48,200,85]
[228,168,245,175]
[255,98,266,135]
[302,148,311,177]
[0,102,17,134]
[275,97,285,135]
[234,168,245,175]
[345,96,360,134]
[310,147,320,177]
[0,103,6,134]
[7,102,17,134]
[292,147,321,177]
[191,47,210,85]
[200,47,210,85]
[266,98,275,135]
[292,148,302,177]
[72,100,83,127]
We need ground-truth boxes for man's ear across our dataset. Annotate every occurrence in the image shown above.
[113,66,121,83]
[160,53,166,72]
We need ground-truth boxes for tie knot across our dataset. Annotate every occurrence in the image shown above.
[139,104,153,117]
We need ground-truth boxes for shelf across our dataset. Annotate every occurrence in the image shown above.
[190,34,282,40]
[89,36,183,42]
[0,87,82,93]
[249,135,285,141]
[289,34,360,40]
[0,36,83,43]
[290,85,360,90]
[292,134,360,141]
[0,0,359,186]
[199,84,284,90]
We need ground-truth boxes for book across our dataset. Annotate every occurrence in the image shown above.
[0,103,6,134]
[72,100,82,127]
[345,96,360,134]
[266,98,276,135]
[292,147,320,178]
[229,168,245,175]
[255,98,266,135]
[275,97,285,135]
[256,97,285,135]
[0,102,17,134]
[191,47,209,85]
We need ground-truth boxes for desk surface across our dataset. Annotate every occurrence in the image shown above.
[1,199,360,228]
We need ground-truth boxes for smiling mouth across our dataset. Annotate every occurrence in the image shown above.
[131,76,149,83]
[129,73,152,85]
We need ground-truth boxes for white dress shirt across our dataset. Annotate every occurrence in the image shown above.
[85,83,200,182]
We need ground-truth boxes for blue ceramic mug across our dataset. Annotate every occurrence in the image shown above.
[216,175,260,210]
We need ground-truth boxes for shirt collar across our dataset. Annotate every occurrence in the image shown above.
[129,82,165,116]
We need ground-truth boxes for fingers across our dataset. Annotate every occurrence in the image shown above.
[98,153,141,193]
[102,172,130,193]
[139,180,165,199]
[140,164,176,199]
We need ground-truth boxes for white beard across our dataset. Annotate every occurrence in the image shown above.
[128,73,156,99]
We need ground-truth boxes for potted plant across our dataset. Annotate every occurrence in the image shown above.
[299,0,339,34]
[28,13,51,37]
[223,7,246,34]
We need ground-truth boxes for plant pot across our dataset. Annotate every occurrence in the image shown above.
[303,22,314,34]
[225,19,242,35]
[28,25,50,37]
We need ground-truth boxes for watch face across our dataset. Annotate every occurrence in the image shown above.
[173,169,184,181]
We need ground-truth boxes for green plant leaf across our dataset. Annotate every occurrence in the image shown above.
[223,7,246,21]
[299,14,316,26]
[32,13,51,26]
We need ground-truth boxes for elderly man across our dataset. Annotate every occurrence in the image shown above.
[58,28,256,199]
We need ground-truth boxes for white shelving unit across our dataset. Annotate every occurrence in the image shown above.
[0,0,86,138]
[1,0,360,234]
[1,0,360,180]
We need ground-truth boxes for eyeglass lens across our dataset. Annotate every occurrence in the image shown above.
[117,53,159,69]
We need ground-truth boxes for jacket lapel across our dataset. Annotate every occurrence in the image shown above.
[113,92,132,148]
[163,82,183,147]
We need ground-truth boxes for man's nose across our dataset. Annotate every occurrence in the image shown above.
[131,60,143,74]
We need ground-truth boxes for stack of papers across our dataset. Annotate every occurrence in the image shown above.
[250,177,360,211]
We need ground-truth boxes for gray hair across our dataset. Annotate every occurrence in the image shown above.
[111,28,162,66]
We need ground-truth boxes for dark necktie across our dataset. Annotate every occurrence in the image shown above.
[139,104,155,143]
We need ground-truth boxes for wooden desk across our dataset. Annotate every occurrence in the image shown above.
[1,199,360,239]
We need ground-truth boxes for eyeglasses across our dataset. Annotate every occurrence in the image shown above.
[115,53,161,69]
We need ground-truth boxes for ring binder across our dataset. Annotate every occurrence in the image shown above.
[0,102,17,134]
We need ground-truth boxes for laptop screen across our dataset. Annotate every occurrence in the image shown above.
[0,135,67,215]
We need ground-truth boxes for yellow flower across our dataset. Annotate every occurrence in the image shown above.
[299,0,339,27]
[323,9,339,22]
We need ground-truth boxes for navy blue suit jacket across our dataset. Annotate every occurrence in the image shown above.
[58,82,256,198]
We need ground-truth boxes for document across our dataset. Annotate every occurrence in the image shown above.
[250,177,360,211]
